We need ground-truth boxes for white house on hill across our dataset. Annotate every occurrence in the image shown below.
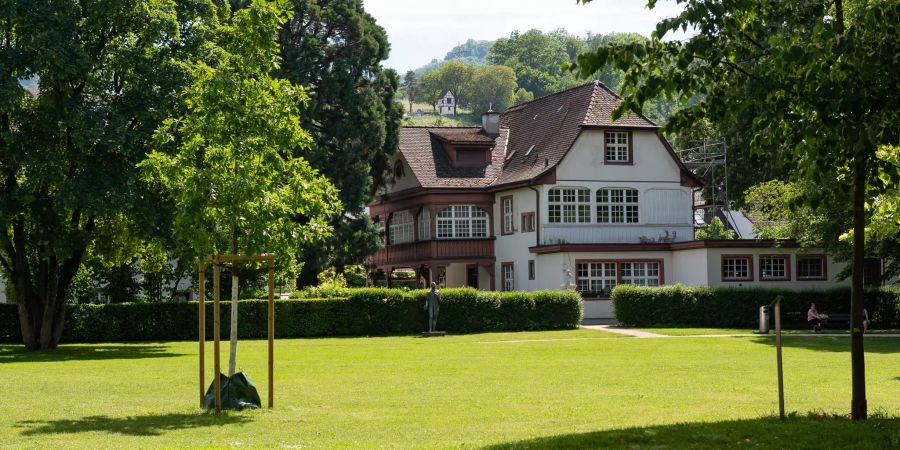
[371,81,877,319]
[435,90,456,116]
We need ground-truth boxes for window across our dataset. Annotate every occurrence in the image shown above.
[604,131,631,163]
[596,188,639,223]
[528,260,535,280]
[620,262,660,286]
[521,212,535,232]
[417,210,431,241]
[436,205,489,239]
[501,196,514,235]
[797,255,826,280]
[576,260,662,297]
[548,187,591,223]
[576,262,618,297]
[721,255,753,281]
[388,210,414,244]
[760,255,791,281]
[393,160,405,179]
[502,262,515,291]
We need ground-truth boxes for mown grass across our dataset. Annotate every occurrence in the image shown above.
[2,329,899,448]
[639,327,900,336]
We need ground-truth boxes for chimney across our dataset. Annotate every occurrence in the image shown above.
[481,108,500,135]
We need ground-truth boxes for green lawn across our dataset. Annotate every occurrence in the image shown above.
[639,327,900,336]
[2,329,899,448]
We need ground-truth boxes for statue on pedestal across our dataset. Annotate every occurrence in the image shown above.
[424,282,442,333]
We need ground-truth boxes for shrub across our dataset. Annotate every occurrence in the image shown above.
[0,288,582,343]
[610,285,900,328]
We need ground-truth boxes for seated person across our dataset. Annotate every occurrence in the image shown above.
[807,303,823,333]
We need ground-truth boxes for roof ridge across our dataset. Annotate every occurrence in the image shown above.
[502,80,598,113]
[589,80,660,127]
[402,126,482,129]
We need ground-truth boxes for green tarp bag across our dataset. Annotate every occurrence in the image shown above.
[203,371,262,410]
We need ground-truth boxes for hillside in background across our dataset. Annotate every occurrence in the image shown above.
[401,30,678,127]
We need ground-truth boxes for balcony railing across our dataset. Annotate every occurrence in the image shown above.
[371,238,494,266]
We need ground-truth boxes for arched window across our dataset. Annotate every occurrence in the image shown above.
[393,160,405,179]
[418,210,431,240]
[548,187,591,223]
[389,210,414,244]
[436,205,488,238]
[596,188,639,223]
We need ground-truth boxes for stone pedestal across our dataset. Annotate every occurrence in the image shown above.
[420,331,447,337]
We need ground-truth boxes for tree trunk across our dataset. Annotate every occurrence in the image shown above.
[229,229,239,376]
[15,264,72,350]
[850,152,867,420]
[229,272,238,376]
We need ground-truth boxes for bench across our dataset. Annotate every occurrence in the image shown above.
[784,312,852,330]
[822,313,854,329]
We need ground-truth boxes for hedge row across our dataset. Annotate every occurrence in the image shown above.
[610,285,900,328]
[0,288,582,343]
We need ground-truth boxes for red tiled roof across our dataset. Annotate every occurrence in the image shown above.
[399,127,509,188]
[429,128,497,145]
[394,81,696,191]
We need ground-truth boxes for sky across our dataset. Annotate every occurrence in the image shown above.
[363,0,687,74]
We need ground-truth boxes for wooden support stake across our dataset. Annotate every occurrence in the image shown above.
[267,259,275,408]
[198,263,206,408]
[775,297,785,419]
[213,262,222,414]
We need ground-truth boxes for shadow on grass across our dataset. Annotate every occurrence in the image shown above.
[482,415,900,449]
[17,412,251,436]
[747,335,900,354]
[0,344,184,363]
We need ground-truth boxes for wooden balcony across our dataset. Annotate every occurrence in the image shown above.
[371,238,495,268]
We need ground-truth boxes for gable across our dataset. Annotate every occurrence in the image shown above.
[556,129,684,183]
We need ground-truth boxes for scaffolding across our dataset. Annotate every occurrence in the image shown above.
[675,139,743,237]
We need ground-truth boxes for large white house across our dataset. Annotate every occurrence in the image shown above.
[371,81,862,319]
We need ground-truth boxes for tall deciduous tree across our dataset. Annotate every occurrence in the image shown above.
[572,0,900,420]
[403,70,420,113]
[488,29,579,97]
[464,65,518,116]
[141,0,340,375]
[0,0,221,349]
[276,0,402,286]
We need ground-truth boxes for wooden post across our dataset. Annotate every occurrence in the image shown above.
[267,258,275,408]
[198,263,206,408]
[213,261,222,414]
[775,297,785,419]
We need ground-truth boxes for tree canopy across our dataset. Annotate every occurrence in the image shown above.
[464,65,518,116]
[0,0,222,349]
[276,0,402,285]
[141,0,339,272]
[571,0,900,420]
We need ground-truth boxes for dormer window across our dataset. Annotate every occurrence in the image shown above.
[604,131,632,164]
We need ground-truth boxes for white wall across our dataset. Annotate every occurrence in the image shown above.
[385,155,422,194]
[494,186,541,291]
[556,130,683,183]
[671,248,709,286]
[0,272,6,303]
[701,248,851,288]
[444,263,468,288]
[546,129,693,244]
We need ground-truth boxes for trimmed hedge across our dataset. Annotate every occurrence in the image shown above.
[0,288,582,343]
[611,285,900,328]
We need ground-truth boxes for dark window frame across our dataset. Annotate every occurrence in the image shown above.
[721,254,754,282]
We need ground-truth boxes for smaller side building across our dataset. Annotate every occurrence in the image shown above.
[435,90,456,116]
